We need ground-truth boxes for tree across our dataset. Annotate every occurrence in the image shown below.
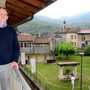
[84,44,90,56]
[54,46,59,56]
[58,42,76,58]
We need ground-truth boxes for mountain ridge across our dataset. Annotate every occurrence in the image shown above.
[18,11,90,35]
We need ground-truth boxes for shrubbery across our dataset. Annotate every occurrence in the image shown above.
[54,42,76,58]
[54,47,59,56]
[84,44,90,56]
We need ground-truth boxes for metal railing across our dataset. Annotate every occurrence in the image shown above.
[10,66,32,90]
[23,65,51,90]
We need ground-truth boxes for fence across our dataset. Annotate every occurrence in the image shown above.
[23,65,51,90]
[10,66,31,90]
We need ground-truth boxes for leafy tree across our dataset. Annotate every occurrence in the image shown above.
[84,44,90,56]
[54,46,59,56]
[58,42,76,58]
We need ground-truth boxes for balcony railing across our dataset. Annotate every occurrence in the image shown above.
[10,66,31,90]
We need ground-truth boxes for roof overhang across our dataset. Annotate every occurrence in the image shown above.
[0,0,57,27]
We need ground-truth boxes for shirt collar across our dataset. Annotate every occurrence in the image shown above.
[0,23,7,28]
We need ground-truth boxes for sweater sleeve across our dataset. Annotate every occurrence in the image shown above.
[12,29,20,63]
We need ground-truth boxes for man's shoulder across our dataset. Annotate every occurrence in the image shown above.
[7,25,15,29]
[7,25,16,32]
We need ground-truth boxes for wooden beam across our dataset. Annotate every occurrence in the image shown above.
[35,0,56,4]
[19,0,45,8]
[8,17,21,25]
[6,0,38,13]
[6,3,33,16]
[9,15,23,21]
[8,8,29,19]
[7,6,30,17]
[9,13,26,21]
[13,12,29,19]
[12,16,33,27]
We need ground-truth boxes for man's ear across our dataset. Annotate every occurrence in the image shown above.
[6,16,9,20]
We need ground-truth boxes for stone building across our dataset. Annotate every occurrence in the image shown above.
[54,21,90,49]
[77,30,90,48]
[17,32,36,54]
[17,32,55,63]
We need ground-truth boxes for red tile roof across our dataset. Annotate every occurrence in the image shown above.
[34,36,50,44]
[78,30,90,34]
[54,28,80,34]
[17,33,36,42]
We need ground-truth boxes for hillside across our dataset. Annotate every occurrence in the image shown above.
[18,11,90,35]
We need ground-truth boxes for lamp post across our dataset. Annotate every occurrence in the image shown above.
[79,53,84,90]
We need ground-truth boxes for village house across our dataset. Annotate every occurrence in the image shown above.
[17,32,55,64]
[54,21,90,49]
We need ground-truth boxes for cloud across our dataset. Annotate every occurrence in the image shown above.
[36,0,90,19]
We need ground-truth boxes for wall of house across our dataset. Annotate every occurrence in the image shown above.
[19,42,33,54]
[29,54,51,63]
[33,44,50,54]
[18,54,51,63]
[77,34,90,48]
[66,33,77,46]
[54,34,66,44]
[20,47,30,54]
[50,38,54,51]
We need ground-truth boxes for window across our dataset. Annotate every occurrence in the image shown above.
[82,37,85,41]
[40,44,43,47]
[82,44,85,48]
[71,35,73,39]
[19,42,23,47]
[24,43,26,47]
[84,37,85,41]
[86,41,87,45]
[26,43,31,47]
[75,35,76,39]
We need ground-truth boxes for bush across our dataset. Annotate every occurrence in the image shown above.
[75,49,84,56]
[84,44,90,56]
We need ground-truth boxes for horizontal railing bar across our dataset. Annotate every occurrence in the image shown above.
[13,66,31,90]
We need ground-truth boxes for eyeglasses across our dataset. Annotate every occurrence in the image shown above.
[0,13,7,16]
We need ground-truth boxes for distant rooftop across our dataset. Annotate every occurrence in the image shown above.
[34,36,50,44]
[78,30,90,34]
[55,28,90,34]
[54,28,80,34]
[17,32,36,42]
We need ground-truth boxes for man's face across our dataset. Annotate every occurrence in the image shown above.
[0,9,8,24]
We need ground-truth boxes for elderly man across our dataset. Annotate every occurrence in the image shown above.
[0,7,20,90]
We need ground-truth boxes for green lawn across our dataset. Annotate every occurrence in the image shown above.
[25,56,90,90]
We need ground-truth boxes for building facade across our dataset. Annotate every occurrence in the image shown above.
[54,21,90,49]
[17,32,55,64]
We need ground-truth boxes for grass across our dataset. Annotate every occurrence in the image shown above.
[25,56,90,90]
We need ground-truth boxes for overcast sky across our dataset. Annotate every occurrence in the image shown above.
[36,0,90,19]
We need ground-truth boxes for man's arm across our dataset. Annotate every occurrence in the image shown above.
[11,29,20,69]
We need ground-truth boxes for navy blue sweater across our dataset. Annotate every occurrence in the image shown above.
[0,25,20,65]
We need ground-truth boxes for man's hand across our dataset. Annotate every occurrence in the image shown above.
[11,61,19,70]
